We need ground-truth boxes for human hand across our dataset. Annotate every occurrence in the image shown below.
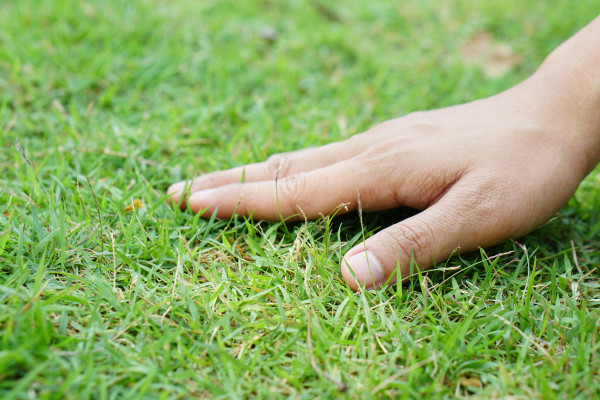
[168,69,600,291]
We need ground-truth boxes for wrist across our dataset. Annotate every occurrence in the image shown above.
[532,17,600,171]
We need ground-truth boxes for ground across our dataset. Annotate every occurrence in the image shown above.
[1,0,599,398]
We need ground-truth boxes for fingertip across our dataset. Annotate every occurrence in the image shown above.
[340,249,385,291]
[166,182,181,201]
[169,181,193,209]
[188,188,216,213]
[340,256,359,291]
[340,193,467,291]
[167,181,185,194]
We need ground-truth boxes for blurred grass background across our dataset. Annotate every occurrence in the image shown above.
[1,0,599,398]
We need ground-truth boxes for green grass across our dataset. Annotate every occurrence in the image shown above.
[1,0,600,398]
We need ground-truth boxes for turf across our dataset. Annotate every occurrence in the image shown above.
[1,0,599,398]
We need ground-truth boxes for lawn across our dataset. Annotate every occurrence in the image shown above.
[1,0,599,398]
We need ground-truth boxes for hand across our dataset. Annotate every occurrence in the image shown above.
[167,69,599,291]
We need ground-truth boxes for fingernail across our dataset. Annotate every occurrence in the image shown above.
[168,181,185,192]
[343,250,384,289]
[167,181,194,199]
[189,189,216,207]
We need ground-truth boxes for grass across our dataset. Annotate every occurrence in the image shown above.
[1,0,600,398]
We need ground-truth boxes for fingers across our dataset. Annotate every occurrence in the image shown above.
[177,136,465,220]
[182,137,463,220]
[185,157,368,220]
[167,137,367,208]
[340,180,499,291]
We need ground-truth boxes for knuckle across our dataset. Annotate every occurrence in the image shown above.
[344,133,364,146]
[278,173,309,213]
[265,154,292,179]
[369,116,404,131]
[406,110,428,121]
[405,111,440,135]
[455,176,503,214]
[266,152,283,163]
[384,221,433,261]
[358,140,402,171]
[361,141,392,161]
[203,170,228,186]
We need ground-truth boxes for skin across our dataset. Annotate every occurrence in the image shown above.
[168,15,600,291]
